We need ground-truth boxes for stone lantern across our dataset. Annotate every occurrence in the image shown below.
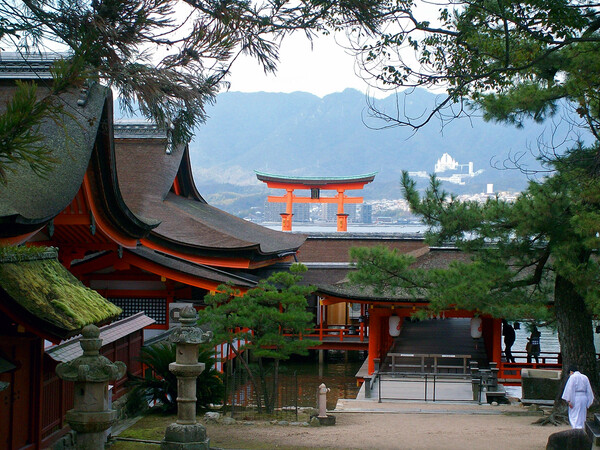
[56,324,126,449]
[162,305,212,449]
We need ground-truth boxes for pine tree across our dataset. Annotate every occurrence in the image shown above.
[347,0,600,422]
[198,263,315,413]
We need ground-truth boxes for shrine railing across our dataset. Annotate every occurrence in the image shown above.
[499,351,562,380]
[283,324,369,342]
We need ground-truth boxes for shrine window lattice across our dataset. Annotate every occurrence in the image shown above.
[109,298,167,325]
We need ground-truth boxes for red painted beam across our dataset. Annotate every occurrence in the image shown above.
[267,195,364,204]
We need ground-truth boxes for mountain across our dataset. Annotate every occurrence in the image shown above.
[120,89,586,216]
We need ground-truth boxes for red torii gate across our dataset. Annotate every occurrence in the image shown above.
[255,171,377,232]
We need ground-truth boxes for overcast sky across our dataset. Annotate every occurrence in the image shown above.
[224,2,442,98]
[226,32,384,98]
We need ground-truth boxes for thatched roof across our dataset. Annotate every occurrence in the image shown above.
[0,247,121,341]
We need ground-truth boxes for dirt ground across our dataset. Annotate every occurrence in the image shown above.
[114,403,571,449]
[203,412,568,449]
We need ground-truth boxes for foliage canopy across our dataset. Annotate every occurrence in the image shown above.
[350,149,600,411]
[348,0,600,417]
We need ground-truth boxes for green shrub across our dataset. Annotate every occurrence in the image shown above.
[127,341,224,413]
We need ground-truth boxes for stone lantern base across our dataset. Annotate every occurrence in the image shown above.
[310,414,336,426]
[161,423,210,449]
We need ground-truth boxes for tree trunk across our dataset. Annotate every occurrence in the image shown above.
[231,346,263,411]
[258,357,272,413]
[554,274,599,405]
[272,359,279,413]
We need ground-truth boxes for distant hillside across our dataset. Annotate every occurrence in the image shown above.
[117,89,585,216]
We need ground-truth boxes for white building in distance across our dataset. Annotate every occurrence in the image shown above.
[409,153,482,185]
[435,153,473,175]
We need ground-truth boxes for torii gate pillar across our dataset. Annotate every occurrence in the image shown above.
[280,213,293,232]
[280,188,294,231]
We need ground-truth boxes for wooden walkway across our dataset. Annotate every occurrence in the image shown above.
[382,318,489,372]
[353,319,493,403]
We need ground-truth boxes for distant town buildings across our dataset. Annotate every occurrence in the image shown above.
[360,204,373,224]
[262,199,371,224]
[263,201,310,222]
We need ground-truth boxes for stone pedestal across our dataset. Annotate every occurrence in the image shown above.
[56,325,126,450]
[521,368,561,401]
[162,306,212,450]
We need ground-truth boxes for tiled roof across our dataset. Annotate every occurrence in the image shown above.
[46,312,155,363]
[315,248,471,301]
[113,127,306,257]
[0,80,110,235]
[251,262,351,287]
[255,171,377,186]
[0,52,69,79]
[298,234,429,263]
[113,122,167,139]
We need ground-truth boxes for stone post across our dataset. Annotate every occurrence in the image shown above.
[312,383,335,426]
[318,383,330,418]
[56,325,126,450]
[162,306,212,450]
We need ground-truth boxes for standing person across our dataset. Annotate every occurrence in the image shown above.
[502,319,516,363]
[527,326,541,363]
[561,365,594,429]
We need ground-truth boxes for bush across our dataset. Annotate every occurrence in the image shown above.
[127,341,225,413]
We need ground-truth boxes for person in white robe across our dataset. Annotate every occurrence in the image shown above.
[561,365,594,429]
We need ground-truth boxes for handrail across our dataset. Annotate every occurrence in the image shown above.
[386,353,471,374]
[376,371,478,403]
[283,325,369,342]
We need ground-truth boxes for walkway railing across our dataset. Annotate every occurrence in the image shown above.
[499,351,562,381]
[284,324,369,342]
[386,353,471,374]
[375,371,478,403]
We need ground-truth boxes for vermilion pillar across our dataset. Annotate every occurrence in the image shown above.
[281,189,294,231]
[336,189,348,231]
[492,318,502,365]
[336,213,349,232]
[280,213,293,231]
[368,309,381,375]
